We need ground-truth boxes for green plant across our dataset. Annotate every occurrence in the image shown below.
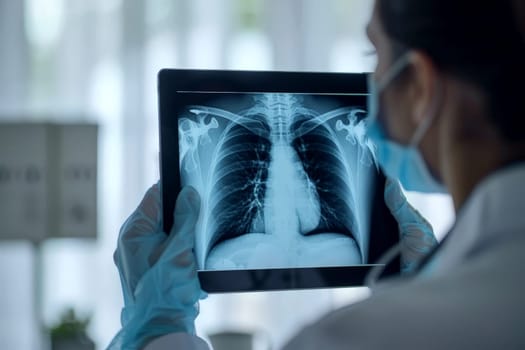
[50,307,91,339]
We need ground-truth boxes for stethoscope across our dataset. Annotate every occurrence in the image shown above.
[365,224,454,288]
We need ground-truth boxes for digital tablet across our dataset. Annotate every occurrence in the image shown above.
[158,69,400,293]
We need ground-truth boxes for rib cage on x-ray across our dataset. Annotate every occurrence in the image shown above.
[291,112,358,237]
[209,110,272,249]
[178,93,374,267]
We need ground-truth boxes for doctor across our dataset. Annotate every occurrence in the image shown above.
[109,0,525,349]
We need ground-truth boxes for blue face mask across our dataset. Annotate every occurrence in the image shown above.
[367,54,447,193]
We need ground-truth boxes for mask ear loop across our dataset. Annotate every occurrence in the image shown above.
[376,53,413,92]
[365,242,403,288]
[410,76,445,147]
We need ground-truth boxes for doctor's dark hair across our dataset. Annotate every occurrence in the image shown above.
[378,0,525,141]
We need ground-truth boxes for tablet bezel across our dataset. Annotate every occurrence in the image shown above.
[158,68,400,292]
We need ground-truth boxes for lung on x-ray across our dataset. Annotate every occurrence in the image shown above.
[177,92,377,270]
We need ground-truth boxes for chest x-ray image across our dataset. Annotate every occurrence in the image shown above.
[178,92,377,270]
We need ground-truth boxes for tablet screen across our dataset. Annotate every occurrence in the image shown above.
[177,92,378,269]
[159,69,400,291]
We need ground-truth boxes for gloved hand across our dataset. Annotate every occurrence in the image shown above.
[384,178,438,273]
[108,183,205,349]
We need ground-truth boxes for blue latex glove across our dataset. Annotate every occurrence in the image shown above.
[108,183,204,349]
[384,178,438,273]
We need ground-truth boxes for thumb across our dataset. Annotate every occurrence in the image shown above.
[148,186,200,266]
[384,178,430,227]
[170,186,201,242]
[384,178,409,219]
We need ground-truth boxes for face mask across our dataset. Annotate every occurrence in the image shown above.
[367,54,447,193]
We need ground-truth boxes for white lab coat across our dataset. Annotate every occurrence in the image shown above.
[145,163,525,350]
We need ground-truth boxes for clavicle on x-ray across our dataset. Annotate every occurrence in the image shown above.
[178,93,377,270]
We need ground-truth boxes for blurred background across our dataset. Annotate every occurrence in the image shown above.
[0,0,455,349]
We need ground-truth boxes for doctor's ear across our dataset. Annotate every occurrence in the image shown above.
[406,51,441,125]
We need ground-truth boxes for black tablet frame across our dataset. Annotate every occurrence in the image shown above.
[158,68,400,293]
